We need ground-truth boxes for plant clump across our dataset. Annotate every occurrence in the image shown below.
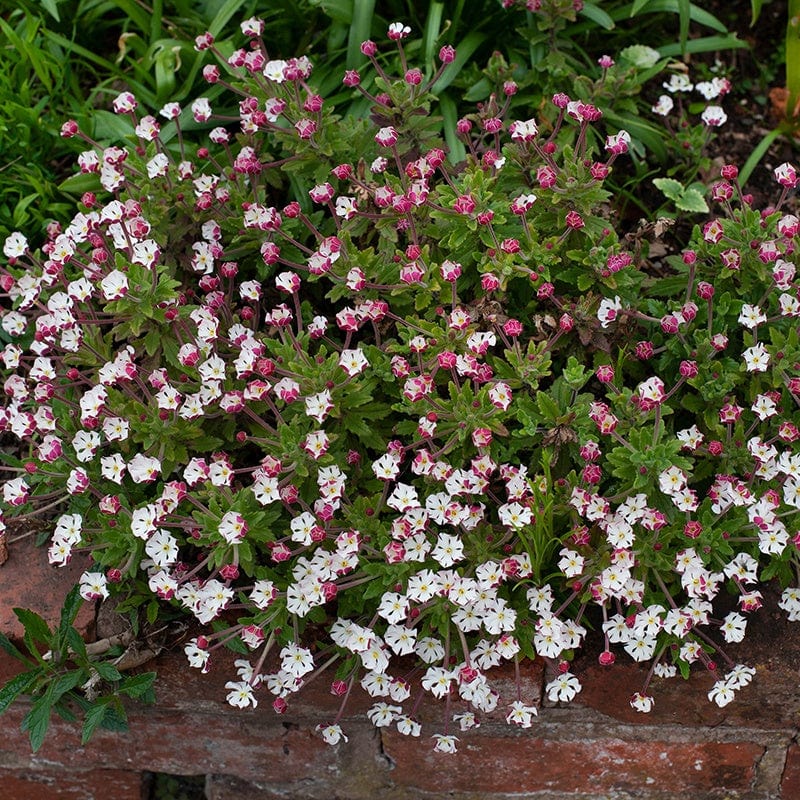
[1,17,800,753]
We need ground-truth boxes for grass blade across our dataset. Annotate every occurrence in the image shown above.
[347,0,376,70]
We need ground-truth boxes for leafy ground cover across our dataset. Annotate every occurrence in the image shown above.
[0,0,799,767]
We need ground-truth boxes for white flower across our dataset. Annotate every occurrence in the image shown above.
[3,231,28,258]
[367,702,402,727]
[651,94,674,115]
[546,672,582,703]
[79,571,109,601]
[597,295,622,328]
[225,680,257,709]
[701,105,727,127]
[280,643,314,678]
[506,700,538,727]
[317,723,347,744]
[708,679,735,707]
[432,734,458,753]
[742,342,770,372]
[145,529,179,568]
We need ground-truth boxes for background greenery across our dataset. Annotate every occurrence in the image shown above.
[0,0,759,244]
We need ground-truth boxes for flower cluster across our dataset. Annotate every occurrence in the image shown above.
[1,18,799,753]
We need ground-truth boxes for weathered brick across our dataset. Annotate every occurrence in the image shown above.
[382,730,763,796]
[0,532,95,642]
[0,768,145,800]
[781,744,800,799]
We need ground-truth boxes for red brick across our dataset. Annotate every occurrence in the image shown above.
[571,655,800,731]
[0,532,95,642]
[781,744,800,798]
[0,768,145,800]
[382,731,763,796]
[0,699,342,784]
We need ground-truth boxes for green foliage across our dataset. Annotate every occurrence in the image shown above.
[0,0,796,750]
[0,586,156,751]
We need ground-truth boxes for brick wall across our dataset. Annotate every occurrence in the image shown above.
[1,537,798,800]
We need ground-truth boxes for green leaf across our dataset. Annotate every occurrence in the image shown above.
[51,670,83,702]
[653,177,684,201]
[739,127,783,188]
[93,662,123,682]
[81,700,110,745]
[21,692,53,752]
[579,2,615,29]
[13,608,52,647]
[678,0,691,54]
[0,670,41,715]
[58,172,102,194]
[422,2,445,65]
[432,32,487,93]
[118,672,157,701]
[346,0,375,69]
[750,0,764,24]
[675,187,709,213]
[536,391,561,422]
[658,34,747,57]
[58,585,83,641]
[40,0,61,21]
[0,631,33,665]
[630,0,653,13]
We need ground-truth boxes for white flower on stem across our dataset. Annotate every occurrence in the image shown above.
[377,592,408,624]
[430,533,464,567]
[738,304,766,328]
[367,702,402,727]
[384,624,417,655]
[396,716,421,736]
[219,511,248,544]
[708,680,735,708]
[651,94,674,115]
[339,348,369,376]
[546,672,582,703]
[630,692,654,712]
[506,700,538,728]
[79,571,109,601]
[145,529,179,568]
[184,639,210,672]
[317,724,347,744]
[779,587,800,621]
[597,295,622,328]
[422,666,454,698]
[624,635,657,662]
[701,105,727,127]
[225,680,258,709]
[725,664,755,689]
[432,734,458,753]
[280,644,314,678]
[100,270,128,300]
[742,342,770,372]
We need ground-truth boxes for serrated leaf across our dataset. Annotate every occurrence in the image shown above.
[675,188,709,213]
[52,671,83,702]
[118,672,156,701]
[81,701,110,745]
[58,585,83,642]
[0,670,41,715]
[21,692,53,752]
[14,608,52,647]
[653,178,684,202]
[93,662,123,682]
[0,631,32,664]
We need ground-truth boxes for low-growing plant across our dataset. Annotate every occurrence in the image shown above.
[1,17,800,755]
[0,586,156,751]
